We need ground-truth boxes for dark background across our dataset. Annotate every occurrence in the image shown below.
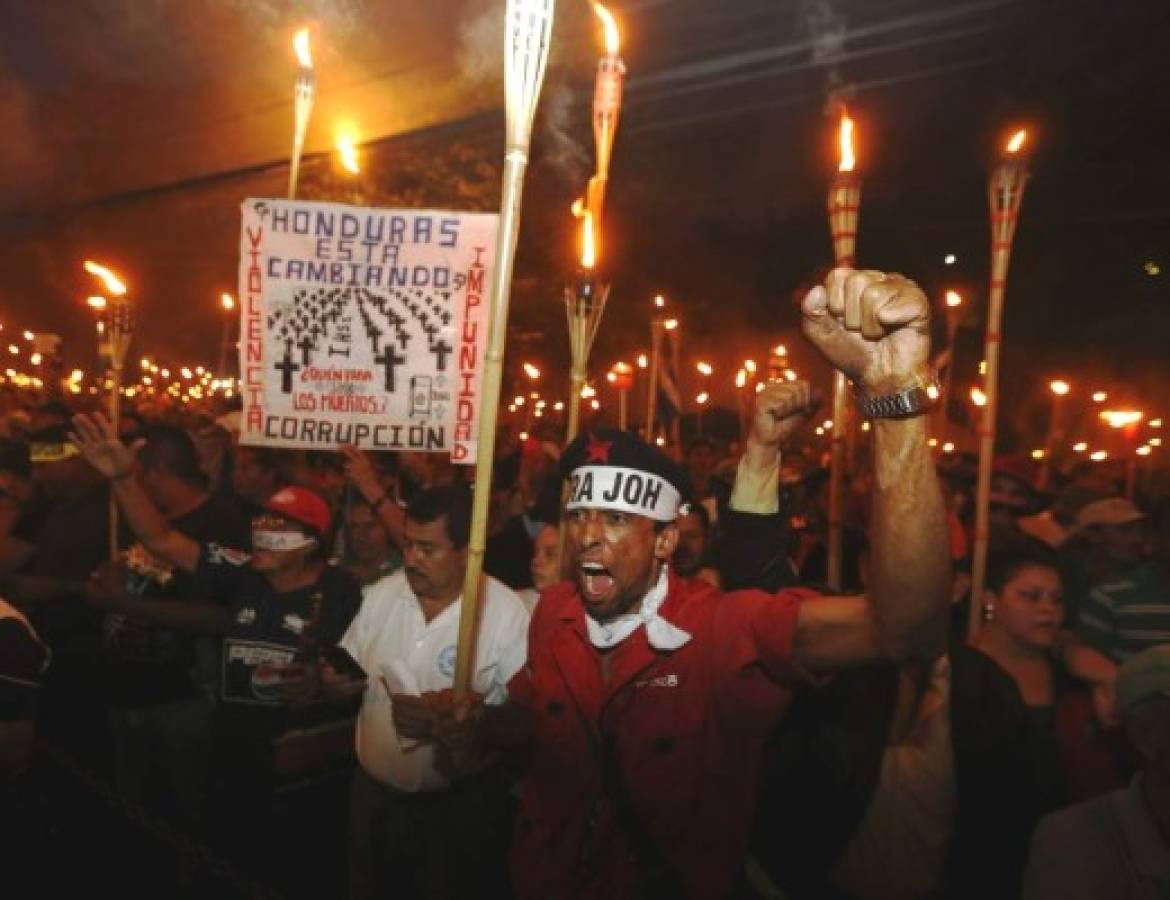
[1,0,1167,448]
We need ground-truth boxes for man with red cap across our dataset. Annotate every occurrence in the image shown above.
[438,268,952,899]
[70,412,365,885]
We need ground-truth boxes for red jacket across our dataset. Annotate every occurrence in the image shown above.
[508,573,816,899]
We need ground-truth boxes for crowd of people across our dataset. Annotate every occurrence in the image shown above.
[2,268,1168,899]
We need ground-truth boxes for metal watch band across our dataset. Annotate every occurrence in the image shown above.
[856,382,936,420]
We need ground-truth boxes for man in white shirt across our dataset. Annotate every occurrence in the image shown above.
[340,483,529,900]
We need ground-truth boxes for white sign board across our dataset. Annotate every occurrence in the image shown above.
[237,199,497,462]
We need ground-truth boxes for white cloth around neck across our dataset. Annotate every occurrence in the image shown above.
[586,566,691,651]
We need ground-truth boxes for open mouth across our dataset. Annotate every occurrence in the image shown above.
[579,561,615,603]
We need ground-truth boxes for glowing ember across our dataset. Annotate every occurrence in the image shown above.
[591,2,620,56]
[293,28,313,69]
[837,113,856,173]
[1006,129,1027,154]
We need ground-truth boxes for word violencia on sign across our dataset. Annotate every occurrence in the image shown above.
[238,199,498,462]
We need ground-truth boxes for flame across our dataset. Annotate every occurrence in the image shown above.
[1049,379,1070,396]
[221,293,236,311]
[663,319,679,331]
[591,2,620,55]
[696,361,713,376]
[523,362,541,379]
[293,28,313,69]
[945,290,962,308]
[636,354,648,369]
[86,295,107,310]
[1006,129,1027,154]
[84,260,128,295]
[736,369,747,389]
[572,199,596,269]
[837,113,856,173]
[970,386,987,407]
[1100,410,1143,429]
[336,126,360,174]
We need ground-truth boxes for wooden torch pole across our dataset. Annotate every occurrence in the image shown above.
[969,130,1030,639]
[825,121,861,593]
[454,0,556,701]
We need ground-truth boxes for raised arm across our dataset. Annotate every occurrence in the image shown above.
[791,268,951,671]
[340,445,406,548]
[70,413,201,575]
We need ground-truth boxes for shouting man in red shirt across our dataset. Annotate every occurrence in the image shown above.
[446,268,951,899]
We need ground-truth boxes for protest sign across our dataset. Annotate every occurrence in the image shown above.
[238,199,497,462]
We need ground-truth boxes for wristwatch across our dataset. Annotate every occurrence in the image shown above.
[855,377,939,420]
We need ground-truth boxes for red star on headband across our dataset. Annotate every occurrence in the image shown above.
[585,434,612,463]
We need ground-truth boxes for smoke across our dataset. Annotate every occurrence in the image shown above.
[540,82,590,183]
[799,0,851,112]
[226,0,368,38]
[458,0,505,88]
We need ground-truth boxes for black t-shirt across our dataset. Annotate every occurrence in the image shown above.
[0,610,49,721]
[194,544,362,734]
[103,496,251,707]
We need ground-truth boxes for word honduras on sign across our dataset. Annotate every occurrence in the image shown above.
[238,199,498,463]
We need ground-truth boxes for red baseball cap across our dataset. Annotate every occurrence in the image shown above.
[263,486,332,538]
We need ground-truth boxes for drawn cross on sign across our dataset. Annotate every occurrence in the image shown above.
[429,338,453,372]
[395,328,411,351]
[375,345,407,392]
[367,322,384,354]
[275,352,300,394]
[297,335,316,366]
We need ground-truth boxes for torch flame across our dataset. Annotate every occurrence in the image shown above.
[591,2,620,56]
[86,295,107,310]
[293,28,313,69]
[83,260,128,296]
[221,293,236,311]
[571,199,596,269]
[1006,129,1027,154]
[837,113,856,173]
[335,126,360,174]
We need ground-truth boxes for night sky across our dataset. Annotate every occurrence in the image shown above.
[1,0,1167,441]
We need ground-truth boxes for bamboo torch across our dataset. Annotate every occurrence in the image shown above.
[288,27,316,200]
[453,0,556,701]
[564,200,609,444]
[586,3,624,231]
[969,128,1030,638]
[610,361,634,430]
[84,260,131,560]
[825,110,861,592]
